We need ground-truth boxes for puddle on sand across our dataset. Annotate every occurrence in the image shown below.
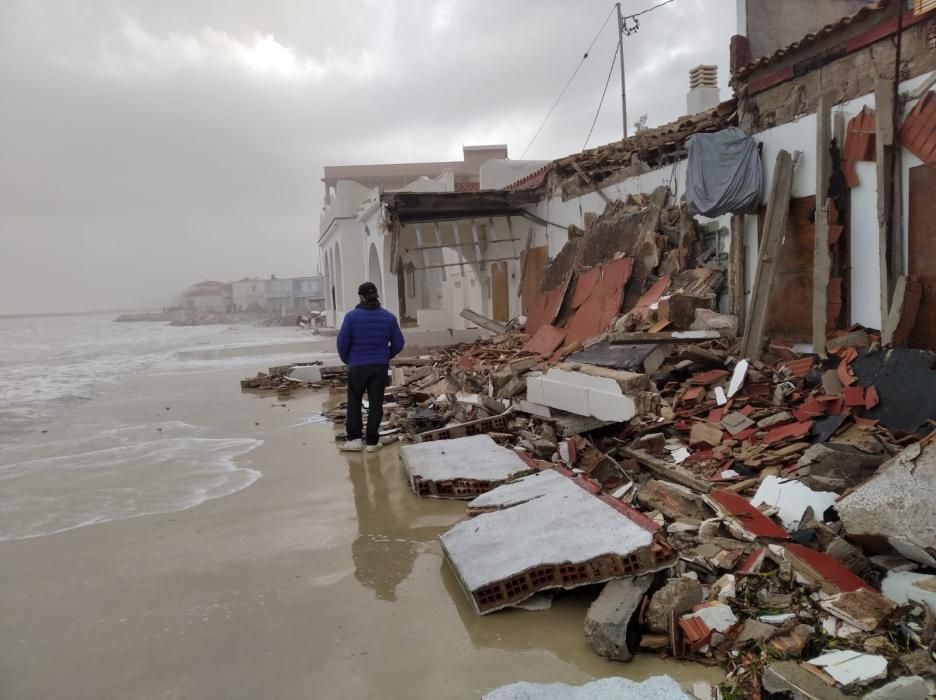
[339,441,724,689]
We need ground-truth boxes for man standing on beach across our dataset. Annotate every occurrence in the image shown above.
[336,282,405,452]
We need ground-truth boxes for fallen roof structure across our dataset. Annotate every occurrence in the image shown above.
[400,434,533,500]
[482,675,693,700]
[441,467,676,614]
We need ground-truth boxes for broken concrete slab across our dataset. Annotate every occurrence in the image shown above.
[818,588,895,632]
[636,479,708,521]
[584,575,653,660]
[482,676,693,700]
[526,367,658,422]
[807,649,888,686]
[737,618,777,644]
[444,469,675,614]
[401,434,533,500]
[769,623,813,657]
[838,442,936,567]
[751,476,837,531]
[467,468,567,515]
[761,661,848,700]
[646,577,704,633]
[287,365,322,383]
[796,443,886,492]
[863,675,929,700]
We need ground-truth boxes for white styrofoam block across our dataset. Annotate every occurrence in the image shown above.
[525,374,545,404]
[587,389,636,422]
[541,377,590,416]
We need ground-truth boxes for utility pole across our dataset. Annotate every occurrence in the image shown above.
[616,2,628,138]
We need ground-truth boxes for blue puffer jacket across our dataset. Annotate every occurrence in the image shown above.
[336,306,405,366]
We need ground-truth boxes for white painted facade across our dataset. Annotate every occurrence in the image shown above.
[319,149,545,331]
[740,70,935,337]
[231,278,270,311]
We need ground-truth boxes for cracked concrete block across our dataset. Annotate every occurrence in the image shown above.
[864,676,928,700]
[646,577,704,633]
[838,442,936,566]
[584,575,653,660]
[761,661,848,699]
[401,434,532,499]
[797,443,886,492]
[482,676,693,700]
[524,373,545,404]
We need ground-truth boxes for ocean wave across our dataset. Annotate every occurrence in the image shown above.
[0,421,262,541]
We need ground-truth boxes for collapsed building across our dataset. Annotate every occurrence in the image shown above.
[291,1,936,697]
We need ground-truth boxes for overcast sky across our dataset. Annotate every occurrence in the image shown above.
[0,0,732,315]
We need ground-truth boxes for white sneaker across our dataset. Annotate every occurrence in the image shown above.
[340,439,363,452]
[365,442,382,453]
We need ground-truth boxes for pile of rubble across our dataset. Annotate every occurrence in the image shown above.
[243,188,936,697]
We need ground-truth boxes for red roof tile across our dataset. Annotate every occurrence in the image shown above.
[454,181,481,192]
[785,543,875,594]
[707,490,790,540]
[899,91,936,163]
[522,324,566,355]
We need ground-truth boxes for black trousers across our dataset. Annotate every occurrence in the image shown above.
[345,365,389,445]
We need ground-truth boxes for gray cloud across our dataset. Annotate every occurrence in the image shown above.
[0,0,731,314]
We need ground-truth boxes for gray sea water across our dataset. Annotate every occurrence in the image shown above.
[0,313,332,540]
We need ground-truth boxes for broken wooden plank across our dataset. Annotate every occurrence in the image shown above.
[618,446,713,494]
[876,79,895,325]
[813,93,832,353]
[740,149,797,361]
[608,330,721,345]
[515,217,533,300]
[572,161,612,205]
[729,213,745,332]
[632,186,669,286]
[883,274,922,347]
[459,308,508,334]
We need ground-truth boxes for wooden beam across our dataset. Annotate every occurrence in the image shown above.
[740,150,797,361]
[571,161,612,205]
[459,308,507,334]
[608,330,722,345]
[876,79,896,326]
[515,218,533,299]
[812,93,832,353]
[729,214,746,331]
[618,446,712,494]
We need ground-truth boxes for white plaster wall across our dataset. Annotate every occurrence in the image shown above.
[850,161,882,329]
[741,69,936,333]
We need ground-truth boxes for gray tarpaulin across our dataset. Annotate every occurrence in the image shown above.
[686,127,762,217]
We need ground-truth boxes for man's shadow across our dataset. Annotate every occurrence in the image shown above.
[346,450,444,602]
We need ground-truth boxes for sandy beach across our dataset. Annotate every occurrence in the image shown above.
[0,362,721,699]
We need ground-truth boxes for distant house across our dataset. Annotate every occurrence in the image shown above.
[268,275,326,314]
[181,280,231,312]
[231,277,270,311]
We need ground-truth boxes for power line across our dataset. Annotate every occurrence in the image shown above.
[620,0,677,35]
[520,5,617,158]
[582,36,621,151]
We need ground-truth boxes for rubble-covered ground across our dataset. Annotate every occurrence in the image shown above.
[244,190,936,698]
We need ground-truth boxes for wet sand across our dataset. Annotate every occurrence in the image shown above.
[0,366,722,699]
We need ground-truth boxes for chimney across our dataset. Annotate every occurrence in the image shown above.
[687,65,719,115]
